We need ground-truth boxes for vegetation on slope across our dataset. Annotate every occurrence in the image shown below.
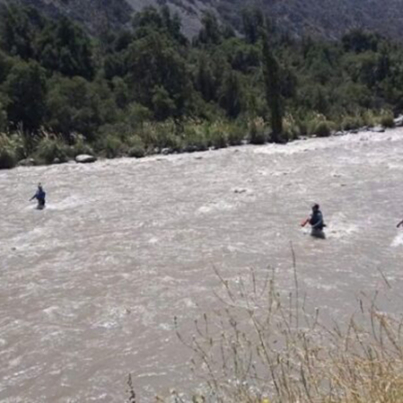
[218,0,403,41]
[0,3,402,168]
[7,0,403,41]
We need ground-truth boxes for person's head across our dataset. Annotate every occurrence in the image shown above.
[312,203,320,212]
[38,183,42,190]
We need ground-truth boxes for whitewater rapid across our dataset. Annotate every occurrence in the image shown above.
[1,129,403,401]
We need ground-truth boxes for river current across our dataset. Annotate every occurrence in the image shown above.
[1,129,403,401]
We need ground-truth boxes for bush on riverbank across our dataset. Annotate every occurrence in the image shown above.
[342,115,364,131]
[0,134,17,169]
[127,136,146,158]
[380,111,395,128]
[308,116,334,137]
[35,136,70,164]
[249,117,267,144]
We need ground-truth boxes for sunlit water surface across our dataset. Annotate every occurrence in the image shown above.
[1,129,403,401]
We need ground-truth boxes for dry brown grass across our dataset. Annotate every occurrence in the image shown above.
[164,247,403,403]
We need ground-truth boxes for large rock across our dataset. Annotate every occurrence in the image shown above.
[394,115,403,127]
[371,126,385,133]
[17,158,36,167]
[75,154,97,164]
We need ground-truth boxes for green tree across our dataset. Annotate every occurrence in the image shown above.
[0,4,44,59]
[133,5,186,44]
[219,70,243,118]
[194,54,217,102]
[4,60,46,132]
[196,11,222,46]
[104,52,127,80]
[36,17,94,79]
[45,76,117,141]
[342,29,380,54]
[152,86,176,120]
[219,38,260,73]
[125,31,191,119]
[261,30,283,142]
[242,8,265,45]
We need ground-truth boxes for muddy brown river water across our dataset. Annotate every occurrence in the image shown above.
[1,129,403,402]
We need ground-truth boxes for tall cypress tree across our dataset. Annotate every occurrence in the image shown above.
[260,28,283,143]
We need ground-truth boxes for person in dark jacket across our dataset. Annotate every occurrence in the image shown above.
[30,183,46,209]
[302,203,326,238]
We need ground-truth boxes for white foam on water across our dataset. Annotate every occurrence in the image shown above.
[93,306,129,330]
[45,195,84,211]
[197,200,234,214]
[391,232,403,247]
[327,224,360,240]
[326,213,360,240]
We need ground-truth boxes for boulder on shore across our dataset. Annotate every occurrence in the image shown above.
[75,154,97,164]
[371,126,385,133]
[17,158,36,167]
[394,115,403,127]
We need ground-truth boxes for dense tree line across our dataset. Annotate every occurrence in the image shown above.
[0,3,402,168]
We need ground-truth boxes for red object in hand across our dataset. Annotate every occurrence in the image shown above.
[301,218,310,227]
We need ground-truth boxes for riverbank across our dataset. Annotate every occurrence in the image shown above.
[1,113,401,171]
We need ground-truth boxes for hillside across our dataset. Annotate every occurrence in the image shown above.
[3,0,403,40]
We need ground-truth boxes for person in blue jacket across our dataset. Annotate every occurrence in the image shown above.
[301,203,326,238]
[30,183,46,209]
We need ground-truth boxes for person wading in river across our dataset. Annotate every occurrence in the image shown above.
[30,183,46,209]
[301,203,326,238]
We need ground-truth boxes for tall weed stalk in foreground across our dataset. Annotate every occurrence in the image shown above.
[164,247,403,403]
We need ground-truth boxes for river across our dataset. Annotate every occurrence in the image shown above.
[1,129,403,401]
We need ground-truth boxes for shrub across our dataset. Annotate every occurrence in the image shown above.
[207,123,228,149]
[315,121,332,137]
[296,119,309,136]
[248,117,267,144]
[69,134,94,157]
[97,123,132,142]
[138,122,158,149]
[35,136,69,164]
[182,124,208,152]
[128,135,146,158]
[227,124,245,146]
[102,135,126,159]
[283,115,301,141]
[380,112,395,128]
[164,133,183,152]
[8,133,28,161]
[154,120,182,151]
[308,117,334,137]
[0,134,17,169]
[342,115,364,131]
[210,131,228,149]
[362,110,378,127]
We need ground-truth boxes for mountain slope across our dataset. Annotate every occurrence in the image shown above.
[3,0,403,40]
[0,0,133,35]
[217,0,403,40]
